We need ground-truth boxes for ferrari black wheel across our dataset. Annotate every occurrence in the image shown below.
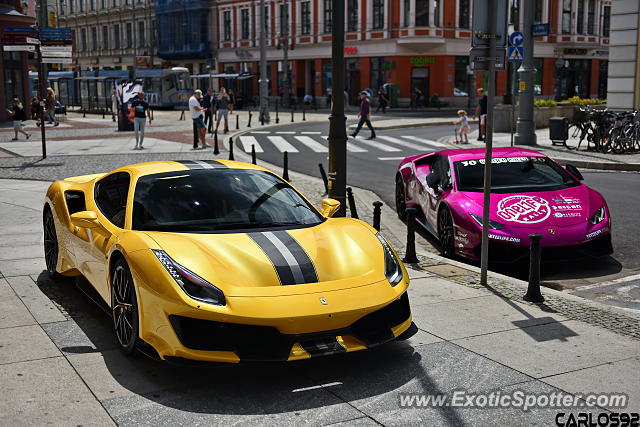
[111,258,139,354]
[43,207,59,276]
[395,175,407,220]
[438,205,455,258]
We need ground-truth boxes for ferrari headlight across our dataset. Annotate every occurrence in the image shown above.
[375,233,404,286]
[152,250,226,306]
[588,207,606,225]
[469,213,505,230]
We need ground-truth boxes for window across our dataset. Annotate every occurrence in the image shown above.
[603,6,611,37]
[90,0,95,10]
[324,0,332,33]
[373,0,384,29]
[370,57,387,90]
[138,21,145,47]
[577,0,584,34]
[241,9,249,39]
[91,27,97,51]
[69,0,74,13]
[562,0,571,34]
[301,2,311,35]
[101,0,106,7]
[223,11,231,41]
[113,0,119,6]
[60,0,65,14]
[433,0,440,27]
[95,172,130,229]
[416,0,429,26]
[403,0,409,27]
[280,3,289,35]
[264,6,269,37]
[454,56,470,96]
[126,22,132,48]
[347,0,358,31]
[102,25,109,50]
[459,0,470,29]
[81,28,87,51]
[79,0,84,12]
[534,0,543,23]
[587,0,595,35]
[113,24,120,49]
[509,0,519,29]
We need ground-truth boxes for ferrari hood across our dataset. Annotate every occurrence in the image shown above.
[145,218,387,297]
[461,185,601,227]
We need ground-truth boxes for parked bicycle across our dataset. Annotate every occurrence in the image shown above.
[567,107,639,154]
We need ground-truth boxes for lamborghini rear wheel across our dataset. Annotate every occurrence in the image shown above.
[43,207,59,276]
[111,258,139,354]
[438,206,455,258]
[395,175,407,221]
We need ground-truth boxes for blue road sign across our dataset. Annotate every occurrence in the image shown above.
[532,23,550,37]
[509,31,524,46]
[40,27,72,41]
[508,46,524,62]
[3,27,34,33]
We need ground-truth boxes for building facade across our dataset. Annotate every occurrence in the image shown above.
[57,0,157,70]
[0,0,36,121]
[606,0,640,109]
[215,0,612,106]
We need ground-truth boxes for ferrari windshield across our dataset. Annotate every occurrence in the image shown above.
[454,156,581,193]
[132,169,323,232]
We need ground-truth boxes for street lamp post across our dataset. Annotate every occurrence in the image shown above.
[259,0,270,122]
[327,0,347,216]
[514,0,537,146]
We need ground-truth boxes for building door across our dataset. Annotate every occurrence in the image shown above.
[345,59,360,106]
[411,68,429,106]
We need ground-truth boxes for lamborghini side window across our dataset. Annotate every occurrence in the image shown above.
[94,172,130,228]
[432,155,452,189]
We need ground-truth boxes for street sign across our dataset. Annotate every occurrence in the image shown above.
[41,45,72,53]
[26,37,40,44]
[3,26,34,34]
[39,27,72,41]
[532,23,550,37]
[470,47,506,70]
[509,31,524,47]
[2,45,35,52]
[508,46,524,61]
[41,51,73,58]
[471,0,509,48]
[41,57,73,64]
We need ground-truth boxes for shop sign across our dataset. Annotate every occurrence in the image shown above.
[344,47,357,54]
[409,57,436,66]
[563,48,588,56]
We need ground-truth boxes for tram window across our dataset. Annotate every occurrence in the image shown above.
[142,77,161,92]
[175,73,189,90]
[163,75,176,91]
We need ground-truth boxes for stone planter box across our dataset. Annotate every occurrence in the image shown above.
[493,104,577,133]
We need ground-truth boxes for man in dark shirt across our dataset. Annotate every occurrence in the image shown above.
[473,88,488,141]
[130,92,151,150]
[350,91,376,140]
[201,88,214,133]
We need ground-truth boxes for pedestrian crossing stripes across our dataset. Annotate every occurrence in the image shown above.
[240,133,449,155]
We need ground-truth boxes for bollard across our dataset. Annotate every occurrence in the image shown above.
[248,111,252,128]
[372,201,383,231]
[228,137,235,161]
[346,187,359,219]
[291,111,294,123]
[523,233,544,303]
[402,206,419,263]
[151,108,154,121]
[83,109,86,118]
[261,113,265,126]
[102,108,105,119]
[283,151,290,181]
[276,101,280,124]
[318,163,329,195]
[251,144,257,165]
[236,114,239,130]
[213,131,220,155]
[302,108,306,121]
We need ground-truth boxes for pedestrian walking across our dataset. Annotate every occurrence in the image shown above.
[111,89,119,122]
[303,93,313,112]
[202,88,214,133]
[452,109,470,144]
[350,91,376,140]
[325,87,332,107]
[215,88,230,134]
[30,97,39,120]
[228,89,236,114]
[344,90,350,112]
[473,88,488,141]
[189,89,208,149]
[412,87,423,109]
[130,92,152,150]
[6,97,30,140]
[376,88,388,113]
[44,88,59,126]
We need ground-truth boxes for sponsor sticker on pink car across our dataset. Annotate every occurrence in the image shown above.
[496,195,552,224]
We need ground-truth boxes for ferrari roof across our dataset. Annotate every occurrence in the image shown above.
[117,160,270,177]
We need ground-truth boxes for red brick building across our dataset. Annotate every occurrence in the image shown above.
[215,0,611,106]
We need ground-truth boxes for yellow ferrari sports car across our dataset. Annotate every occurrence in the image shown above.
[43,159,416,363]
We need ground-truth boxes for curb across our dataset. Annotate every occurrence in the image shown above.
[347,119,479,131]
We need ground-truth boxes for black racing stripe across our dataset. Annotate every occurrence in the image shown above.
[248,233,296,286]
[175,160,205,169]
[202,159,227,168]
[271,230,318,284]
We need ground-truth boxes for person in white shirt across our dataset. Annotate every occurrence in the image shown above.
[189,90,208,149]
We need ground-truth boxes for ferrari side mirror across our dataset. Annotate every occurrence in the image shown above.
[321,198,341,218]
[70,211,100,229]
[565,164,584,181]
[426,172,440,191]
